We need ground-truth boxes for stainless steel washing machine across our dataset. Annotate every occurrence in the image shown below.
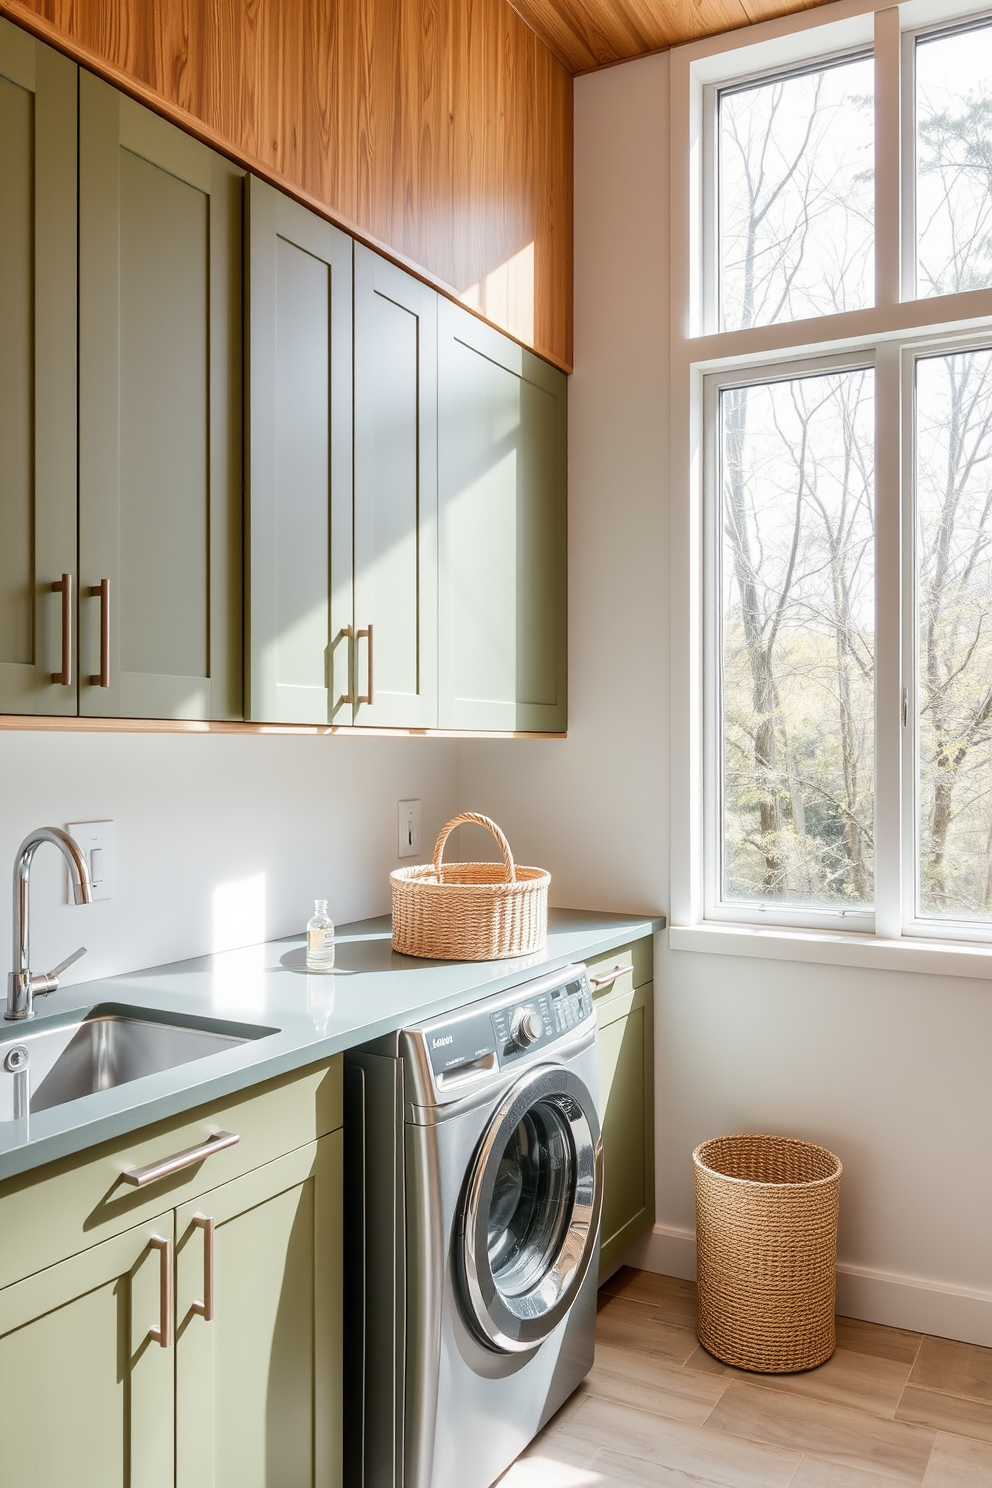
[344,963,603,1488]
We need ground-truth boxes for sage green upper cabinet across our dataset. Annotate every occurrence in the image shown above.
[0,1215,175,1488]
[352,246,438,727]
[78,72,243,720]
[437,299,567,732]
[246,176,353,726]
[0,22,76,716]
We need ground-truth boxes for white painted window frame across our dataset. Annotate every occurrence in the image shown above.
[669,0,992,974]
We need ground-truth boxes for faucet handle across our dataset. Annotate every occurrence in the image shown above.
[48,946,88,980]
[35,946,88,997]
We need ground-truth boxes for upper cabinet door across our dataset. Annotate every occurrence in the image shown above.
[0,23,76,716]
[437,301,567,732]
[78,73,243,720]
[246,177,353,726]
[352,247,437,728]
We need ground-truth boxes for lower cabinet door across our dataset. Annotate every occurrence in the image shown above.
[597,980,655,1275]
[0,1215,175,1488]
[175,1133,342,1488]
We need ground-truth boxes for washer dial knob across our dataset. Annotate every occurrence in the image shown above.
[510,1007,543,1049]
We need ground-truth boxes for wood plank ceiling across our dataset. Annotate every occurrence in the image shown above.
[507,0,838,72]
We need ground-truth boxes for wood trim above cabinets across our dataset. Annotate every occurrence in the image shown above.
[0,0,573,372]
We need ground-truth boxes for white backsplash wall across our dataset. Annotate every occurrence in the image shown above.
[457,48,992,1347]
[0,729,459,987]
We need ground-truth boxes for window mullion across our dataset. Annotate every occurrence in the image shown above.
[900,346,918,934]
[874,341,903,938]
[875,6,903,308]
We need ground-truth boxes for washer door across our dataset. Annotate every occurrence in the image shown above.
[459,1063,603,1354]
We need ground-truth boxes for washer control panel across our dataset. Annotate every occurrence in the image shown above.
[492,973,593,1065]
[421,965,593,1080]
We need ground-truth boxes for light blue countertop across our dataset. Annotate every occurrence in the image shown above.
[0,909,663,1182]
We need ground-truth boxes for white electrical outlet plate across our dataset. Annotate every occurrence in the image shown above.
[398,800,422,859]
[66,821,116,902]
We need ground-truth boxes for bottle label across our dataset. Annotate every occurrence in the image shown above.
[307,927,335,969]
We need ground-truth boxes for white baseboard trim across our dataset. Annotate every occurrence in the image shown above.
[623,1222,696,1281]
[623,1224,992,1348]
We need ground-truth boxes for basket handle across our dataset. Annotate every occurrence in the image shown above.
[432,813,517,884]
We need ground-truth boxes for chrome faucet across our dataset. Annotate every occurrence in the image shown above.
[6,827,93,1021]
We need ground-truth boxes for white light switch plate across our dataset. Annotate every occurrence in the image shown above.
[398,800,422,859]
[67,821,115,902]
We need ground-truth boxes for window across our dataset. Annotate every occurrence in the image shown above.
[717,365,875,914]
[915,21,992,298]
[719,55,875,328]
[915,346,992,922]
[672,1,992,953]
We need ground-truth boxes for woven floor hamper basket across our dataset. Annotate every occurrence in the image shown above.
[693,1134,843,1374]
[390,813,550,961]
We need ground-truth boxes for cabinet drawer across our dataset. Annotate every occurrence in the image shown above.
[0,1055,341,1290]
[585,937,653,1000]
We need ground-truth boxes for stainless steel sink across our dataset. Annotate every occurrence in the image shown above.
[0,1005,276,1118]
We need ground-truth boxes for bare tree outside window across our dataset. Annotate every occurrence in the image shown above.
[917,348,992,919]
[720,370,875,907]
[917,22,992,298]
[719,57,874,331]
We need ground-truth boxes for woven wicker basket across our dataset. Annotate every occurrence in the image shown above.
[693,1134,843,1374]
[390,813,550,961]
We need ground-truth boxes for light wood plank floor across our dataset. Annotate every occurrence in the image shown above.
[498,1268,992,1488]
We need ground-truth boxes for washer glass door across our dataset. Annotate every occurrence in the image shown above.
[460,1064,602,1353]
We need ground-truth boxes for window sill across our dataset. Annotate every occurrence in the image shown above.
[668,922,992,980]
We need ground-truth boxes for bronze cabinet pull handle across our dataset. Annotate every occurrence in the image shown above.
[87,579,110,687]
[588,964,635,990]
[357,623,374,705]
[148,1234,173,1348]
[190,1214,215,1321]
[339,623,355,704]
[121,1130,240,1188]
[51,574,73,685]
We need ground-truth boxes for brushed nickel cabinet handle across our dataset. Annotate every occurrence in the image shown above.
[50,574,72,685]
[357,623,374,705]
[589,963,635,990]
[148,1234,173,1348]
[339,623,356,704]
[190,1214,215,1321]
[87,578,110,687]
[121,1130,240,1188]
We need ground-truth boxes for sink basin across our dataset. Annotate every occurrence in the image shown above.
[0,1004,277,1118]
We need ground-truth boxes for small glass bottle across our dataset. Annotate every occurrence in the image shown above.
[306,900,335,971]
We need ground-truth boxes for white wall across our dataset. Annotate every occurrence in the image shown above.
[458,49,992,1346]
[0,730,459,984]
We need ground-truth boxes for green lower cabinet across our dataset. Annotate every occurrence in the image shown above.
[175,1134,342,1488]
[597,978,655,1276]
[0,1215,175,1488]
[0,1130,342,1488]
